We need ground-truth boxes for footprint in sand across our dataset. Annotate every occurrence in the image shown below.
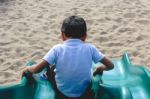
[135,19,150,25]
[123,13,136,18]
[0,58,4,65]
[118,27,137,33]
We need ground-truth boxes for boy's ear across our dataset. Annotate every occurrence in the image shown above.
[80,34,87,41]
[61,32,66,41]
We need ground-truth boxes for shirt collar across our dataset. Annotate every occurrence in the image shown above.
[64,39,84,46]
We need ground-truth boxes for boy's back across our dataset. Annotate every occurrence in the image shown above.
[43,39,104,97]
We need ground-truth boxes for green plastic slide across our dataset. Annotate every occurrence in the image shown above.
[0,52,150,99]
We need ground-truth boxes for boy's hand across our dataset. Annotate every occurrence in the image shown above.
[19,60,49,80]
[93,66,104,76]
[93,57,114,76]
[20,67,28,80]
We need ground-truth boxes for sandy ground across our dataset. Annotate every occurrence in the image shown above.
[0,0,150,85]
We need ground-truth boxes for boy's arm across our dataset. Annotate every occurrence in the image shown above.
[93,57,114,76]
[21,60,49,77]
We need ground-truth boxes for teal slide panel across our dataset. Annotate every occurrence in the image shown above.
[97,53,150,99]
[0,52,150,99]
[0,77,34,99]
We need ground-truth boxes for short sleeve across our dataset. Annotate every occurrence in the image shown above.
[42,47,57,65]
[91,45,105,63]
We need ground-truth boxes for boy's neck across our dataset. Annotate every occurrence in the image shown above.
[61,32,86,42]
[63,38,86,42]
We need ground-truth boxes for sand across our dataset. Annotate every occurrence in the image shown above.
[0,0,150,85]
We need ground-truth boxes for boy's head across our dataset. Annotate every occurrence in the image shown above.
[61,16,87,39]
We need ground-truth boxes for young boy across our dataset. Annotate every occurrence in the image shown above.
[21,16,114,99]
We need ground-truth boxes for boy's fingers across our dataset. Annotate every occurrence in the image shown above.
[20,71,25,79]
[93,70,98,76]
[19,67,28,80]
[93,67,104,76]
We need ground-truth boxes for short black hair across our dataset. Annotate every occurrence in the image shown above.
[61,16,87,38]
